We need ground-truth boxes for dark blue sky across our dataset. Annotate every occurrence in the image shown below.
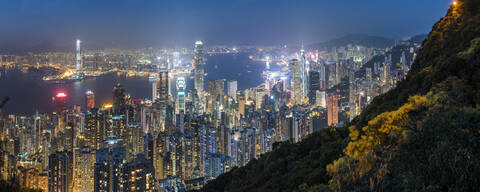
[0,0,451,49]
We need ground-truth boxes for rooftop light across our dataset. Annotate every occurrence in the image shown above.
[56,92,67,97]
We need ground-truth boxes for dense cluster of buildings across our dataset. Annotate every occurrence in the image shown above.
[0,39,420,191]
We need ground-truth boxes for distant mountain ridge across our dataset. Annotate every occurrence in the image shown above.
[407,33,428,44]
[308,34,396,50]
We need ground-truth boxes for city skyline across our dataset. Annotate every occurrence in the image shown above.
[1,1,476,192]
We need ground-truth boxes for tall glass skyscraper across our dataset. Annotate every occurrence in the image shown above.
[194,41,205,96]
[76,40,82,72]
[300,49,308,100]
[289,59,302,104]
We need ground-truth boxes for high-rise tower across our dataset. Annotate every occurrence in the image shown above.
[85,90,95,109]
[113,84,126,114]
[76,40,82,72]
[157,70,169,102]
[176,76,186,113]
[300,49,308,100]
[319,61,326,90]
[194,41,205,96]
[327,94,339,126]
[289,59,302,104]
[383,55,391,85]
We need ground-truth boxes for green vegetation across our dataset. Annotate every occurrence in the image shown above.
[199,0,480,191]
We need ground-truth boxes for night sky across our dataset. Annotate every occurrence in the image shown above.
[0,0,452,49]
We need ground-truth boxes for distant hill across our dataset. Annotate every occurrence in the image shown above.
[0,41,125,55]
[199,0,480,191]
[408,33,428,44]
[308,34,395,50]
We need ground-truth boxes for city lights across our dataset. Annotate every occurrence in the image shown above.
[56,92,67,97]
[0,1,458,191]
[103,103,113,110]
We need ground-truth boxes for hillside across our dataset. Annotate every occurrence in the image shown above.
[199,0,480,191]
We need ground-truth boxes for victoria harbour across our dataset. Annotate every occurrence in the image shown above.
[0,53,266,115]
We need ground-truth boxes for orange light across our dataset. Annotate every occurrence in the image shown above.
[103,103,113,110]
[453,1,457,5]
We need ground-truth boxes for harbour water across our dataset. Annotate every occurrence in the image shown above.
[0,53,266,115]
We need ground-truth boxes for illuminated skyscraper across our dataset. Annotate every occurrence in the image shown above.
[227,81,237,98]
[65,122,75,152]
[73,148,94,192]
[54,92,68,137]
[300,49,308,100]
[308,71,320,105]
[85,108,104,149]
[157,71,169,102]
[152,81,158,102]
[400,51,408,71]
[144,133,154,161]
[55,92,68,113]
[289,59,302,104]
[76,40,82,72]
[85,90,95,109]
[48,151,72,192]
[383,55,391,85]
[207,79,225,117]
[123,153,156,192]
[194,41,205,101]
[176,76,186,113]
[113,84,126,115]
[327,94,339,126]
[319,61,326,90]
[204,153,229,181]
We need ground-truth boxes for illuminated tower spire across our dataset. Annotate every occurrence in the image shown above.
[76,39,82,72]
[265,56,270,70]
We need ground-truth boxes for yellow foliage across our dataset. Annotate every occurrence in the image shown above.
[327,95,429,187]
[348,126,359,141]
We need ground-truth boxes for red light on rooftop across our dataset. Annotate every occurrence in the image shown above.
[56,92,67,97]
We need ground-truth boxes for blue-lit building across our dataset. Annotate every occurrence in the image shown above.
[204,153,230,180]
[158,175,186,192]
